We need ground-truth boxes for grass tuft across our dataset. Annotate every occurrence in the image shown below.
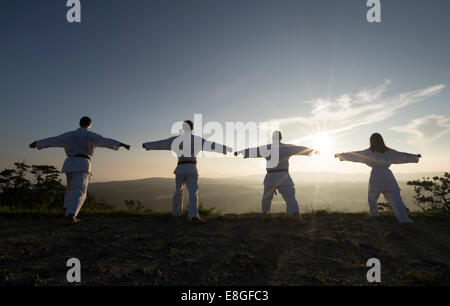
[403,270,438,285]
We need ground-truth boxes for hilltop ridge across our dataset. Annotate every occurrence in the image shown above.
[0,210,448,285]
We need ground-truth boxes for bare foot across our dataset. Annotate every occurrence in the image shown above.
[67,215,81,224]
[191,217,206,224]
[291,213,306,223]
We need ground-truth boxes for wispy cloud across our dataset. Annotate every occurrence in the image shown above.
[270,80,446,143]
[391,115,450,144]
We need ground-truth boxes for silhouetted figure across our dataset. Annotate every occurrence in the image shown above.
[335,133,421,224]
[29,116,130,224]
[235,131,319,219]
[142,120,232,223]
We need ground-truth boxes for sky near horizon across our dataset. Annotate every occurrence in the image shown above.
[1,0,449,182]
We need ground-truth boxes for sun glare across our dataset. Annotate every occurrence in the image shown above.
[313,134,333,154]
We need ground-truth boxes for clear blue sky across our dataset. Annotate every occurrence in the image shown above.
[1,0,449,181]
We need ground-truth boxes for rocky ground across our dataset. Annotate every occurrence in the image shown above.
[0,211,448,285]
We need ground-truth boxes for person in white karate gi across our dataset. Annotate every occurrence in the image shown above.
[142,120,232,223]
[235,131,319,219]
[334,133,421,224]
[29,116,130,224]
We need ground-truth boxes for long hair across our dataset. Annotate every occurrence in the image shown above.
[370,133,390,153]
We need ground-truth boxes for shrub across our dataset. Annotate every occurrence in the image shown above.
[407,173,449,211]
[124,199,144,211]
[182,203,216,217]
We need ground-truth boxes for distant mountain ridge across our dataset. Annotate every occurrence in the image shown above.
[88,172,445,213]
[239,171,445,183]
[91,171,445,185]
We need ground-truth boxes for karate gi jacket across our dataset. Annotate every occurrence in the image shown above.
[36,128,121,174]
[143,133,232,174]
[338,149,420,192]
[238,142,315,187]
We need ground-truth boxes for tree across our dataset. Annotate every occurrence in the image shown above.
[0,169,16,191]
[407,173,449,211]
[0,161,112,211]
[0,163,33,208]
[30,165,65,209]
[12,162,32,190]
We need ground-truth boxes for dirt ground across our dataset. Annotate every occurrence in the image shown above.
[0,211,448,286]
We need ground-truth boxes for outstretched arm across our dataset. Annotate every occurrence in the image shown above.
[234,147,264,159]
[293,146,318,157]
[142,136,176,151]
[335,150,370,164]
[390,150,421,164]
[92,133,129,151]
[30,133,69,150]
[120,143,131,150]
[202,139,233,155]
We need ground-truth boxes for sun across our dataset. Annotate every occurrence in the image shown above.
[313,133,333,154]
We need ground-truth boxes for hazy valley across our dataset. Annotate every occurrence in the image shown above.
[88,172,444,214]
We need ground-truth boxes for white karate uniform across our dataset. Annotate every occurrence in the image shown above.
[238,142,314,214]
[338,148,420,223]
[64,172,89,216]
[36,128,121,216]
[143,133,232,218]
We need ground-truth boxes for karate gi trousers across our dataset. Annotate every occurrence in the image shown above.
[172,173,199,218]
[64,172,90,217]
[368,190,413,223]
[262,185,300,215]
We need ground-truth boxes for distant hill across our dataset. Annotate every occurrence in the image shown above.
[89,177,262,213]
[237,171,445,183]
[88,172,445,214]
